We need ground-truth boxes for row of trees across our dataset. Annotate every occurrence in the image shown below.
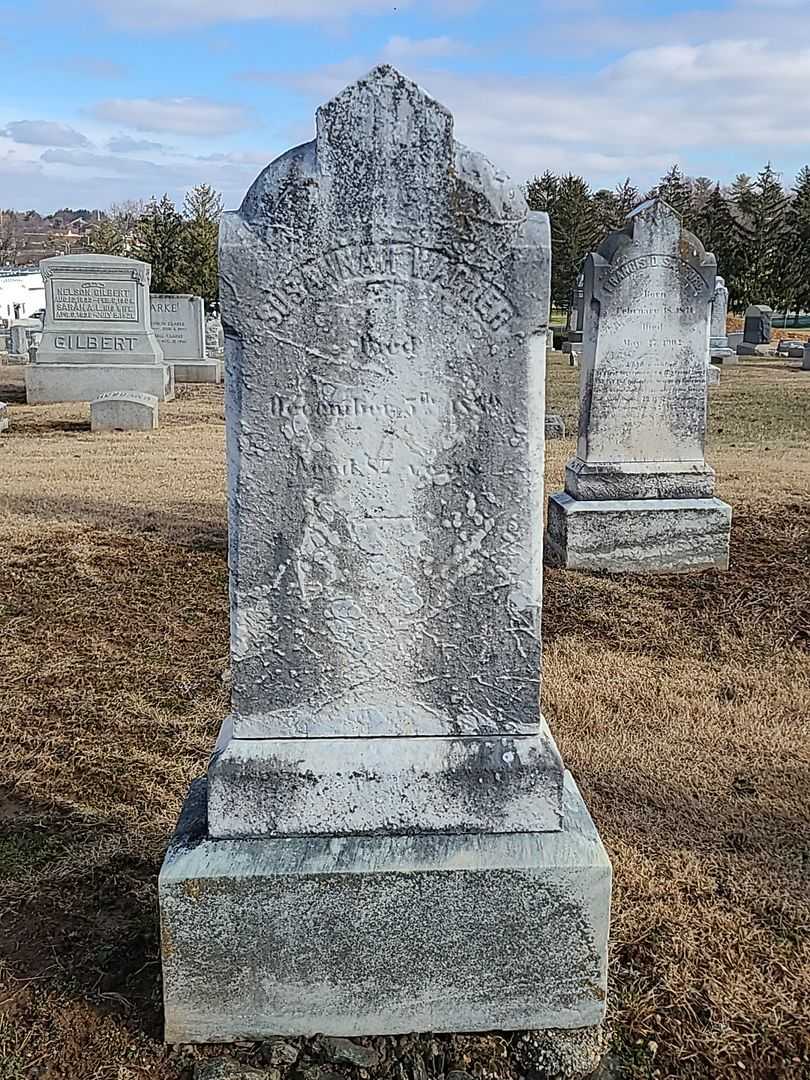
[526,164,810,318]
[87,184,222,306]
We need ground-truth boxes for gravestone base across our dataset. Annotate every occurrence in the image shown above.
[736,343,774,357]
[25,362,174,403]
[545,493,731,573]
[711,348,736,365]
[207,720,565,837]
[172,359,222,384]
[160,774,611,1044]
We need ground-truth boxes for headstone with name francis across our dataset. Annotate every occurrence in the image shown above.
[159,66,610,1059]
[90,390,159,432]
[709,275,735,364]
[737,303,773,355]
[150,294,221,383]
[546,199,731,573]
[25,255,174,403]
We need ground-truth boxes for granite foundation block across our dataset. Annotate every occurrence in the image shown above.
[160,773,611,1043]
[25,362,174,403]
[546,493,731,573]
[208,721,565,838]
[173,360,222,384]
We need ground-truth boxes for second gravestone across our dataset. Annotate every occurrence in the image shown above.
[546,199,732,572]
[150,294,221,383]
[159,66,610,1057]
[25,255,173,403]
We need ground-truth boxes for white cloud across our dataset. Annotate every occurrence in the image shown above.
[85,0,414,30]
[107,135,167,153]
[382,35,471,60]
[2,121,90,148]
[91,97,251,135]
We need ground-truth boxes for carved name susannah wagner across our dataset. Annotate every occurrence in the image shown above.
[259,242,516,332]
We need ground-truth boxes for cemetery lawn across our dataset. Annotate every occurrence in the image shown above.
[1,357,808,1080]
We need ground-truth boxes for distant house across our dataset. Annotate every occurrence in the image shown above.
[0,268,45,323]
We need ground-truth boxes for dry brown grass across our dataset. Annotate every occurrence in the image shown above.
[1,360,809,1080]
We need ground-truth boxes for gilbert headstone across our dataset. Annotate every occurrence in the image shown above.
[709,275,734,364]
[546,199,731,572]
[159,66,610,1057]
[25,255,173,403]
[150,294,221,383]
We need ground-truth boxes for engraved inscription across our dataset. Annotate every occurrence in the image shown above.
[54,334,136,351]
[602,254,706,297]
[53,279,138,322]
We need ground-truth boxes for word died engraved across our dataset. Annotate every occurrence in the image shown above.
[53,280,138,322]
[261,243,515,333]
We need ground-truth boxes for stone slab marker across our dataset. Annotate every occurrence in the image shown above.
[90,391,159,431]
[546,199,731,573]
[25,255,174,403]
[159,66,610,1055]
[150,293,221,383]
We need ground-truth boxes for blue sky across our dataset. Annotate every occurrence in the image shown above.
[1,0,809,212]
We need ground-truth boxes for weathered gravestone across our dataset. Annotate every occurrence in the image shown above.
[159,66,610,1054]
[90,391,159,432]
[546,199,731,573]
[205,313,225,358]
[737,303,773,355]
[150,294,221,383]
[710,275,735,364]
[25,255,173,403]
[0,402,8,433]
[9,319,40,361]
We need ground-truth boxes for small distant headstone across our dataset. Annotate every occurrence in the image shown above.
[90,391,159,432]
[709,276,734,363]
[707,365,720,386]
[159,64,609,1052]
[26,255,173,404]
[0,402,8,433]
[546,198,731,573]
[743,303,772,344]
[150,294,221,383]
[545,413,566,439]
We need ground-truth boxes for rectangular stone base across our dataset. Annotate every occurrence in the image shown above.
[25,363,174,403]
[173,360,222,384]
[208,719,564,837]
[545,492,731,573]
[159,773,611,1042]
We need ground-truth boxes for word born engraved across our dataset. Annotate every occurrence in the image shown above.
[262,242,516,332]
[602,255,706,297]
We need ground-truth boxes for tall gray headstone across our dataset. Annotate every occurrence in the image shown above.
[546,199,731,572]
[25,255,173,403]
[710,275,734,364]
[159,66,610,1055]
[743,303,772,344]
[150,293,221,383]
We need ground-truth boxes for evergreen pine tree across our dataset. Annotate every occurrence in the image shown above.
[525,171,559,215]
[86,215,126,256]
[133,194,185,293]
[548,174,601,313]
[651,164,692,218]
[182,183,222,307]
[782,166,810,320]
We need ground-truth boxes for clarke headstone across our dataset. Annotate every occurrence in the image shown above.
[150,294,221,383]
[159,65,610,1055]
[710,275,735,364]
[25,255,173,403]
[546,199,731,573]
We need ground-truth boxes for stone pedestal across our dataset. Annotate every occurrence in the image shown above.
[25,362,174,403]
[172,359,222,383]
[161,775,610,1043]
[160,66,610,1047]
[546,493,731,573]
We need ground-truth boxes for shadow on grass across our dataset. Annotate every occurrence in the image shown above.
[0,490,227,553]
